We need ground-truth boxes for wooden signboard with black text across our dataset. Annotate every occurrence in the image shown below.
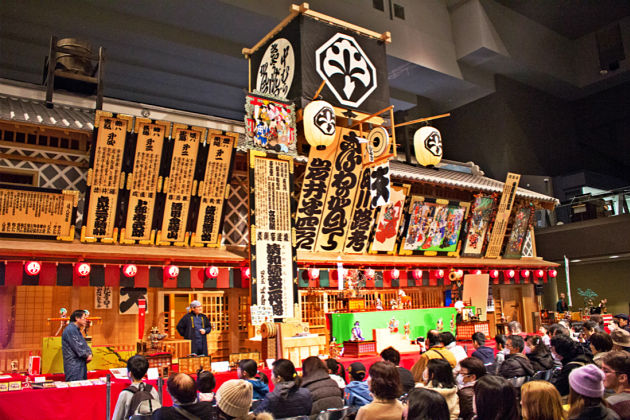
[485,173,521,258]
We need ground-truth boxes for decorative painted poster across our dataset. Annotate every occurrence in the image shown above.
[0,185,77,240]
[191,131,236,247]
[315,128,364,253]
[83,111,132,242]
[119,287,148,315]
[503,205,534,258]
[157,124,204,245]
[486,172,521,258]
[461,195,497,257]
[370,184,408,253]
[244,94,296,156]
[120,118,169,244]
[249,152,297,319]
[343,168,376,254]
[295,130,341,251]
[400,197,470,256]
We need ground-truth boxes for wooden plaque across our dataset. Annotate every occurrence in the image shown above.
[343,167,376,254]
[485,173,521,258]
[370,184,409,254]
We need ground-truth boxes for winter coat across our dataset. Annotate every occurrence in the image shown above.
[551,353,592,396]
[62,322,92,382]
[527,349,554,372]
[151,401,216,420]
[246,378,269,400]
[499,353,535,378]
[176,312,211,355]
[471,346,495,365]
[607,391,630,420]
[356,398,404,420]
[419,383,459,420]
[411,347,457,382]
[397,367,415,395]
[458,383,475,420]
[569,403,621,420]
[254,381,312,419]
[301,369,344,416]
[345,380,373,408]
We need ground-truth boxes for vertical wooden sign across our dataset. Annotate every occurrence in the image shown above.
[120,118,170,244]
[249,152,297,319]
[190,131,236,247]
[343,167,376,254]
[82,111,132,243]
[156,124,204,246]
[485,172,521,258]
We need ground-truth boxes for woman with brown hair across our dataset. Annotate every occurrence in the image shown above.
[301,356,344,416]
[356,361,404,420]
[567,364,619,420]
[521,380,567,420]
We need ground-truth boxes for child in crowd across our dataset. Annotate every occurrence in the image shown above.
[253,359,312,418]
[215,379,273,420]
[237,359,269,400]
[196,368,216,402]
[326,358,347,389]
[345,362,372,409]
[112,354,160,420]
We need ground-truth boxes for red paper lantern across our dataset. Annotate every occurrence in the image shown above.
[205,266,219,278]
[364,268,375,279]
[243,267,251,278]
[390,268,400,279]
[535,269,545,278]
[308,268,320,280]
[506,269,515,278]
[472,269,482,275]
[123,264,137,278]
[412,269,423,280]
[166,265,179,278]
[548,269,558,278]
[455,269,464,278]
[76,263,91,277]
[435,269,445,278]
[520,269,530,278]
[25,261,41,276]
[489,270,499,279]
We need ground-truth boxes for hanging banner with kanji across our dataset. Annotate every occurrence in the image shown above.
[190,131,236,247]
[370,184,409,253]
[82,111,132,243]
[485,173,521,258]
[95,286,113,309]
[0,185,77,240]
[249,152,297,320]
[120,118,170,244]
[343,168,376,254]
[156,124,204,246]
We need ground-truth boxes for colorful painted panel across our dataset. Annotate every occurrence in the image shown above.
[400,197,469,256]
[503,205,534,258]
[370,184,408,253]
[244,94,296,156]
[461,195,497,257]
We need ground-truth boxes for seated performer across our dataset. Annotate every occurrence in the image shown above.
[352,321,365,341]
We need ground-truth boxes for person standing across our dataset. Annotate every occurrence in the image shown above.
[62,309,93,381]
[176,300,211,356]
[557,293,569,313]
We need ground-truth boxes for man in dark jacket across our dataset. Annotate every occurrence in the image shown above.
[551,334,594,396]
[471,332,495,365]
[380,346,415,395]
[499,335,535,379]
[176,300,211,356]
[151,373,215,420]
[62,309,93,381]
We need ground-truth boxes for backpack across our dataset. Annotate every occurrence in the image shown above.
[125,383,161,418]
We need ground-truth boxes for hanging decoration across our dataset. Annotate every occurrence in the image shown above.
[303,100,336,150]
[503,203,535,258]
[244,94,296,155]
[461,194,498,257]
[370,184,409,253]
[413,126,442,167]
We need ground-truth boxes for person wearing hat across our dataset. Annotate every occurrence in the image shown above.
[176,300,211,356]
[215,379,273,420]
[611,328,630,352]
[567,364,620,420]
[613,314,630,333]
[345,362,372,409]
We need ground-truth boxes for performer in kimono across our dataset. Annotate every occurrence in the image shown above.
[62,309,92,381]
[176,300,212,356]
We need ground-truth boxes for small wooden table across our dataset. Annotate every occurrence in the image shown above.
[343,340,377,357]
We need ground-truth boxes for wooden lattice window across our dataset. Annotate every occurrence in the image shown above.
[238,294,250,332]
[223,173,248,245]
[300,292,326,328]
[13,286,54,348]
[202,293,229,332]
[0,122,89,152]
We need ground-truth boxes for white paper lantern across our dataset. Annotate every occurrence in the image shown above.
[413,126,443,167]
[303,100,336,150]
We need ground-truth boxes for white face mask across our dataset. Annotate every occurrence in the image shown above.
[456,374,465,388]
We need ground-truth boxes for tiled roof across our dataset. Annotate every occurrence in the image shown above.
[0,95,95,132]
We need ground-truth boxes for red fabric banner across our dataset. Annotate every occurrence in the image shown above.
[105,265,120,287]
[190,268,205,288]
[39,263,57,286]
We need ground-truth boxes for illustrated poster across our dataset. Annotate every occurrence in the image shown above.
[503,206,533,258]
[461,195,497,257]
[370,184,408,253]
[244,94,296,156]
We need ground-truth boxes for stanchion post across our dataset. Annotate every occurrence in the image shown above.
[106,373,111,420]
[158,376,164,405]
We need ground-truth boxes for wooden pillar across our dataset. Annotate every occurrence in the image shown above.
[228,289,240,354]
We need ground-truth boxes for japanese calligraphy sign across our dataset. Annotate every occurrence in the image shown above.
[295,130,342,251]
[461,195,498,257]
[120,118,169,244]
[244,94,297,156]
[399,196,470,256]
[370,184,409,253]
[486,173,521,258]
[157,124,204,246]
[119,287,148,315]
[315,128,365,253]
[83,111,132,243]
[94,286,113,309]
[503,204,535,259]
[0,185,77,240]
[255,38,295,99]
[369,161,391,208]
[191,131,236,247]
[249,152,297,320]
[343,167,376,254]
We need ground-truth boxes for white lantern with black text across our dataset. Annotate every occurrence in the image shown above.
[303,100,336,150]
[413,126,443,167]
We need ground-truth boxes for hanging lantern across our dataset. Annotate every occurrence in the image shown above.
[25,261,41,276]
[166,265,179,278]
[412,269,423,280]
[364,268,375,279]
[535,269,545,278]
[413,126,443,167]
[489,269,499,279]
[205,266,219,279]
[472,269,482,275]
[506,269,515,278]
[308,268,320,280]
[76,263,91,277]
[548,269,558,278]
[123,264,137,278]
[390,268,400,279]
[435,269,445,278]
[243,267,251,278]
[303,100,336,150]
[455,269,464,279]
[520,269,530,278]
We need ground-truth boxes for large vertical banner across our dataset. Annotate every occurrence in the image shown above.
[120,118,169,244]
[485,173,521,258]
[370,184,409,253]
[249,152,297,319]
[343,168,376,254]
[190,131,236,247]
[83,111,132,243]
[157,125,204,246]
[461,194,497,257]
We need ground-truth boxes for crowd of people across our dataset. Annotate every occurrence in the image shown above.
[111,316,630,420]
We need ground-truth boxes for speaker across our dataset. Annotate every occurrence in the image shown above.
[596,23,625,73]
[535,284,544,296]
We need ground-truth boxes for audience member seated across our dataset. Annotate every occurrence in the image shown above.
[520,380,567,420]
[237,359,269,400]
[613,314,630,333]
[415,359,459,420]
[551,334,594,397]
[253,359,312,418]
[410,330,456,383]
[499,335,535,380]
[539,325,551,346]
[583,321,598,343]
[611,329,630,352]
[590,332,614,367]
[470,332,494,366]
[457,357,486,420]
[439,332,467,371]
[345,362,373,409]
[215,379,273,420]
[567,364,620,420]
[492,334,508,374]
[151,373,215,420]
[112,354,160,420]
[526,335,554,372]
[405,388,449,420]
[507,321,527,338]
[380,346,415,395]
[602,351,630,420]
[196,369,216,403]
[326,358,347,390]
[301,356,344,416]
[589,315,608,333]
[472,375,519,420]
[356,361,404,420]
[549,323,570,338]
